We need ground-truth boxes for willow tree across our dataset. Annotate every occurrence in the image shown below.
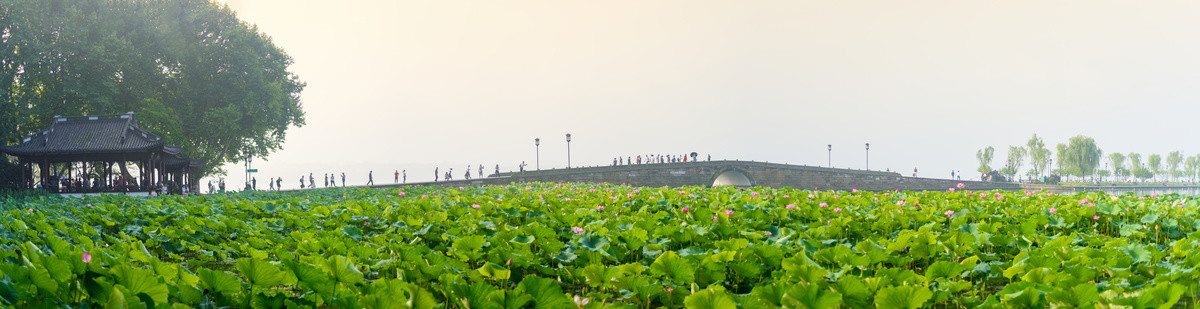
[0,0,305,177]
[1055,135,1102,180]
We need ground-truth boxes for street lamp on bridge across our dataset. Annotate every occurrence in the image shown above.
[865,143,870,171]
[534,138,540,171]
[827,144,832,168]
[565,133,573,168]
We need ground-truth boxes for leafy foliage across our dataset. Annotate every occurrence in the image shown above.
[0,183,1198,307]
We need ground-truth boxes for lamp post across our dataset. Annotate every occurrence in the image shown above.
[827,144,832,168]
[565,133,572,168]
[243,149,252,191]
[865,143,870,171]
[534,138,540,171]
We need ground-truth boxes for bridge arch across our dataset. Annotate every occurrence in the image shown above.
[710,167,754,187]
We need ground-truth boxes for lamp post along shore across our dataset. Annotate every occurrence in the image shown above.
[566,133,572,168]
[535,138,540,171]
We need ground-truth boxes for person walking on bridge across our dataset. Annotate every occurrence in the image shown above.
[367,171,374,185]
[309,174,315,189]
[434,168,439,182]
[478,164,484,178]
[275,178,281,191]
[299,176,305,189]
[402,170,407,183]
[324,173,329,187]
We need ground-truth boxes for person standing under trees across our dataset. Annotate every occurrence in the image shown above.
[367,171,374,185]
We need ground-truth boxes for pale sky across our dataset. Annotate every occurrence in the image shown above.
[206,0,1200,189]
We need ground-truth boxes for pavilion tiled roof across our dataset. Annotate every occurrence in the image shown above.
[0,113,165,156]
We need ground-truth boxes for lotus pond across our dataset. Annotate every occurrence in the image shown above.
[0,183,1198,308]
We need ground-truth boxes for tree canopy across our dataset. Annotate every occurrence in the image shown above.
[0,0,305,177]
[1055,135,1102,178]
[975,146,994,178]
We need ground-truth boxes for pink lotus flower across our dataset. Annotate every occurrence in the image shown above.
[819,202,828,207]
[557,194,563,197]
[833,207,842,213]
[785,204,796,210]
[80,196,86,200]
[649,196,656,199]
[471,204,480,209]
[896,201,905,206]
[596,205,605,210]
[1151,193,1158,198]
[1048,208,1057,214]
[1024,191,1032,197]
[1093,215,1100,220]
[458,186,465,190]
[86,204,91,207]
[633,189,640,194]
[1046,193,1054,196]
[572,226,584,234]
[681,207,689,212]
[957,183,966,189]
[574,295,590,306]
[525,186,533,190]
[884,193,891,196]
[1079,199,1087,205]
[82,252,92,264]
[1088,203,1095,207]
[994,193,1003,199]
[944,210,955,216]
[948,188,955,192]
[27,208,32,212]
[399,192,406,196]
[421,194,428,198]
[666,287,674,292]
[626,194,634,198]
[712,216,718,221]
[783,195,790,198]
[979,193,986,199]
[765,231,772,236]
[364,221,370,226]
[852,189,859,193]
[725,210,734,215]
[807,194,815,198]
[834,195,840,199]
[678,190,687,195]
[751,192,760,197]
[149,192,156,196]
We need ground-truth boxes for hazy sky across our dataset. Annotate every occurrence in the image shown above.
[206,0,1200,188]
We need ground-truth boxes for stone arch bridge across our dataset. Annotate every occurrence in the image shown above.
[375,160,1024,192]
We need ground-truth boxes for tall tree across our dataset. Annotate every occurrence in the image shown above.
[1055,135,1102,179]
[1128,153,1143,172]
[1107,152,1126,179]
[1001,146,1026,182]
[1166,151,1183,182]
[0,0,305,177]
[976,146,995,179]
[1148,154,1162,181]
[1184,155,1200,182]
[1025,134,1050,179]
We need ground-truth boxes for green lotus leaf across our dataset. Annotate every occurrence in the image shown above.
[650,251,695,284]
[684,286,737,309]
[478,262,511,281]
[517,276,572,309]
[874,285,932,309]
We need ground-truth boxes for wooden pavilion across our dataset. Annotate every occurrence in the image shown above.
[0,112,202,194]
